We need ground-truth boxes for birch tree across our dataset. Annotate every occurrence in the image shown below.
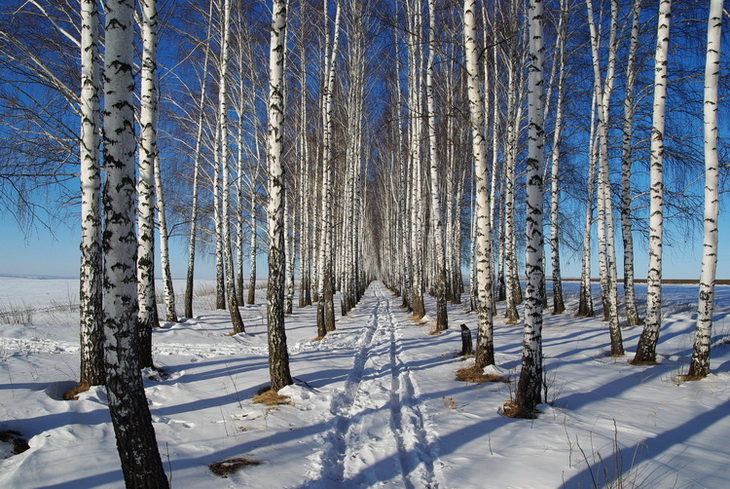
[513,0,545,415]
[102,0,168,484]
[78,0,103,388]
[317,0,341,337]
[266,0,293,391]
[184,0,215,320]
[634,0,672,365]
[619,0,643,327]
[464,0,494,368]
[687,0,723,379]
[218,0,245,334]
[137,0,161,369]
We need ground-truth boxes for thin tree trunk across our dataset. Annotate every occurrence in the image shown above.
[620,0,643,327]
[183,0,214,320]
[549,0,566,315]
[464,0,494,368]
[78,0,104,388]
[136,0,160,369]
[634,0,672,364]
[218,0,245,334]
[154,154,177,323]
[688,0,723,379]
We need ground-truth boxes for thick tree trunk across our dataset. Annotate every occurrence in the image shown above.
[102,1,168,485]
[515,0,545,414]
[266,0,293,391]
[634,0,672,364]
[688,0,723,379]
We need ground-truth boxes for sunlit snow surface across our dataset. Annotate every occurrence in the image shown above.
[1,277,729,488]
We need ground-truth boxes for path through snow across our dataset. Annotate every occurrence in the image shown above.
[304,282,442,488]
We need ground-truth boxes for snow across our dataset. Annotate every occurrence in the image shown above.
[1,277,729,488]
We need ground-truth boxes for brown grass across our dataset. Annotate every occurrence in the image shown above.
[455,365,509,384]
[502,400,539,419]
[63,382,91,401]
[252,389,291,406]
[311,336,325,342]
[208,457,261,477]
[411,314,425,323]
[628,359,659,366]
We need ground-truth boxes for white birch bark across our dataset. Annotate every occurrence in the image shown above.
[78,0,103,388]
[153,153,177,323]
[634,0,672,364]
[427,0,447,332]
[217,0,245,333]
[464,0,494,368]
[317,0,341,337]
[136,0,160,369]
[548,0,566,315]
[688,0,723,379]
[102,0,168,483]
[577,88,597,318]
[183,0,214,320]
[586,0,623,355]
[515,0,545,413]
[266,0,293,391]
[620,0,643,327]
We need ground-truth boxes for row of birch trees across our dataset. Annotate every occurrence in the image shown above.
[0,0,725,478]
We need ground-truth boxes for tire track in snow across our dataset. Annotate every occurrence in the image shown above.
[305,283,441,488]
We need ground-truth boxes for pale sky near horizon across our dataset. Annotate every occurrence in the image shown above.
[2,209,728,281]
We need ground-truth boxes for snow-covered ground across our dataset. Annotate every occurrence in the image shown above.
[1,277,729,488]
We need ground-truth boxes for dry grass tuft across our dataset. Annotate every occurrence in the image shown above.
[311,336,325,342]
[501,400,538,419]
[410,314,424,324]
[252,389,291,406]
[455,365,509,384]
[62,382,91,401]
[208,457,261,477]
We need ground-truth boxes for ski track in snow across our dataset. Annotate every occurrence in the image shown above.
[306,283,442,489]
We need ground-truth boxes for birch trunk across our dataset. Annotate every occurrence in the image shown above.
[218,0,245,334]
[464,0,494,368]
[183,0,214,320]
[136,0,160,369]
[688,0,723,379]
[78,0,103,388]
[317,0,341,337]
[266,0,293,391]
[577,89,597,318]
[549,0,566,315]
[634,0,671,364]
[426,0,447,332]
[515,0,545,413]
[154,154,177,323]
[102,0,168,484]
[620,0,643,327]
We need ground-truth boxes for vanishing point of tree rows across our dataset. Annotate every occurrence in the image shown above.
[0,0,725,485]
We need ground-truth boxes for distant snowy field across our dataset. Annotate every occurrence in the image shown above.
[1,277,729,488]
